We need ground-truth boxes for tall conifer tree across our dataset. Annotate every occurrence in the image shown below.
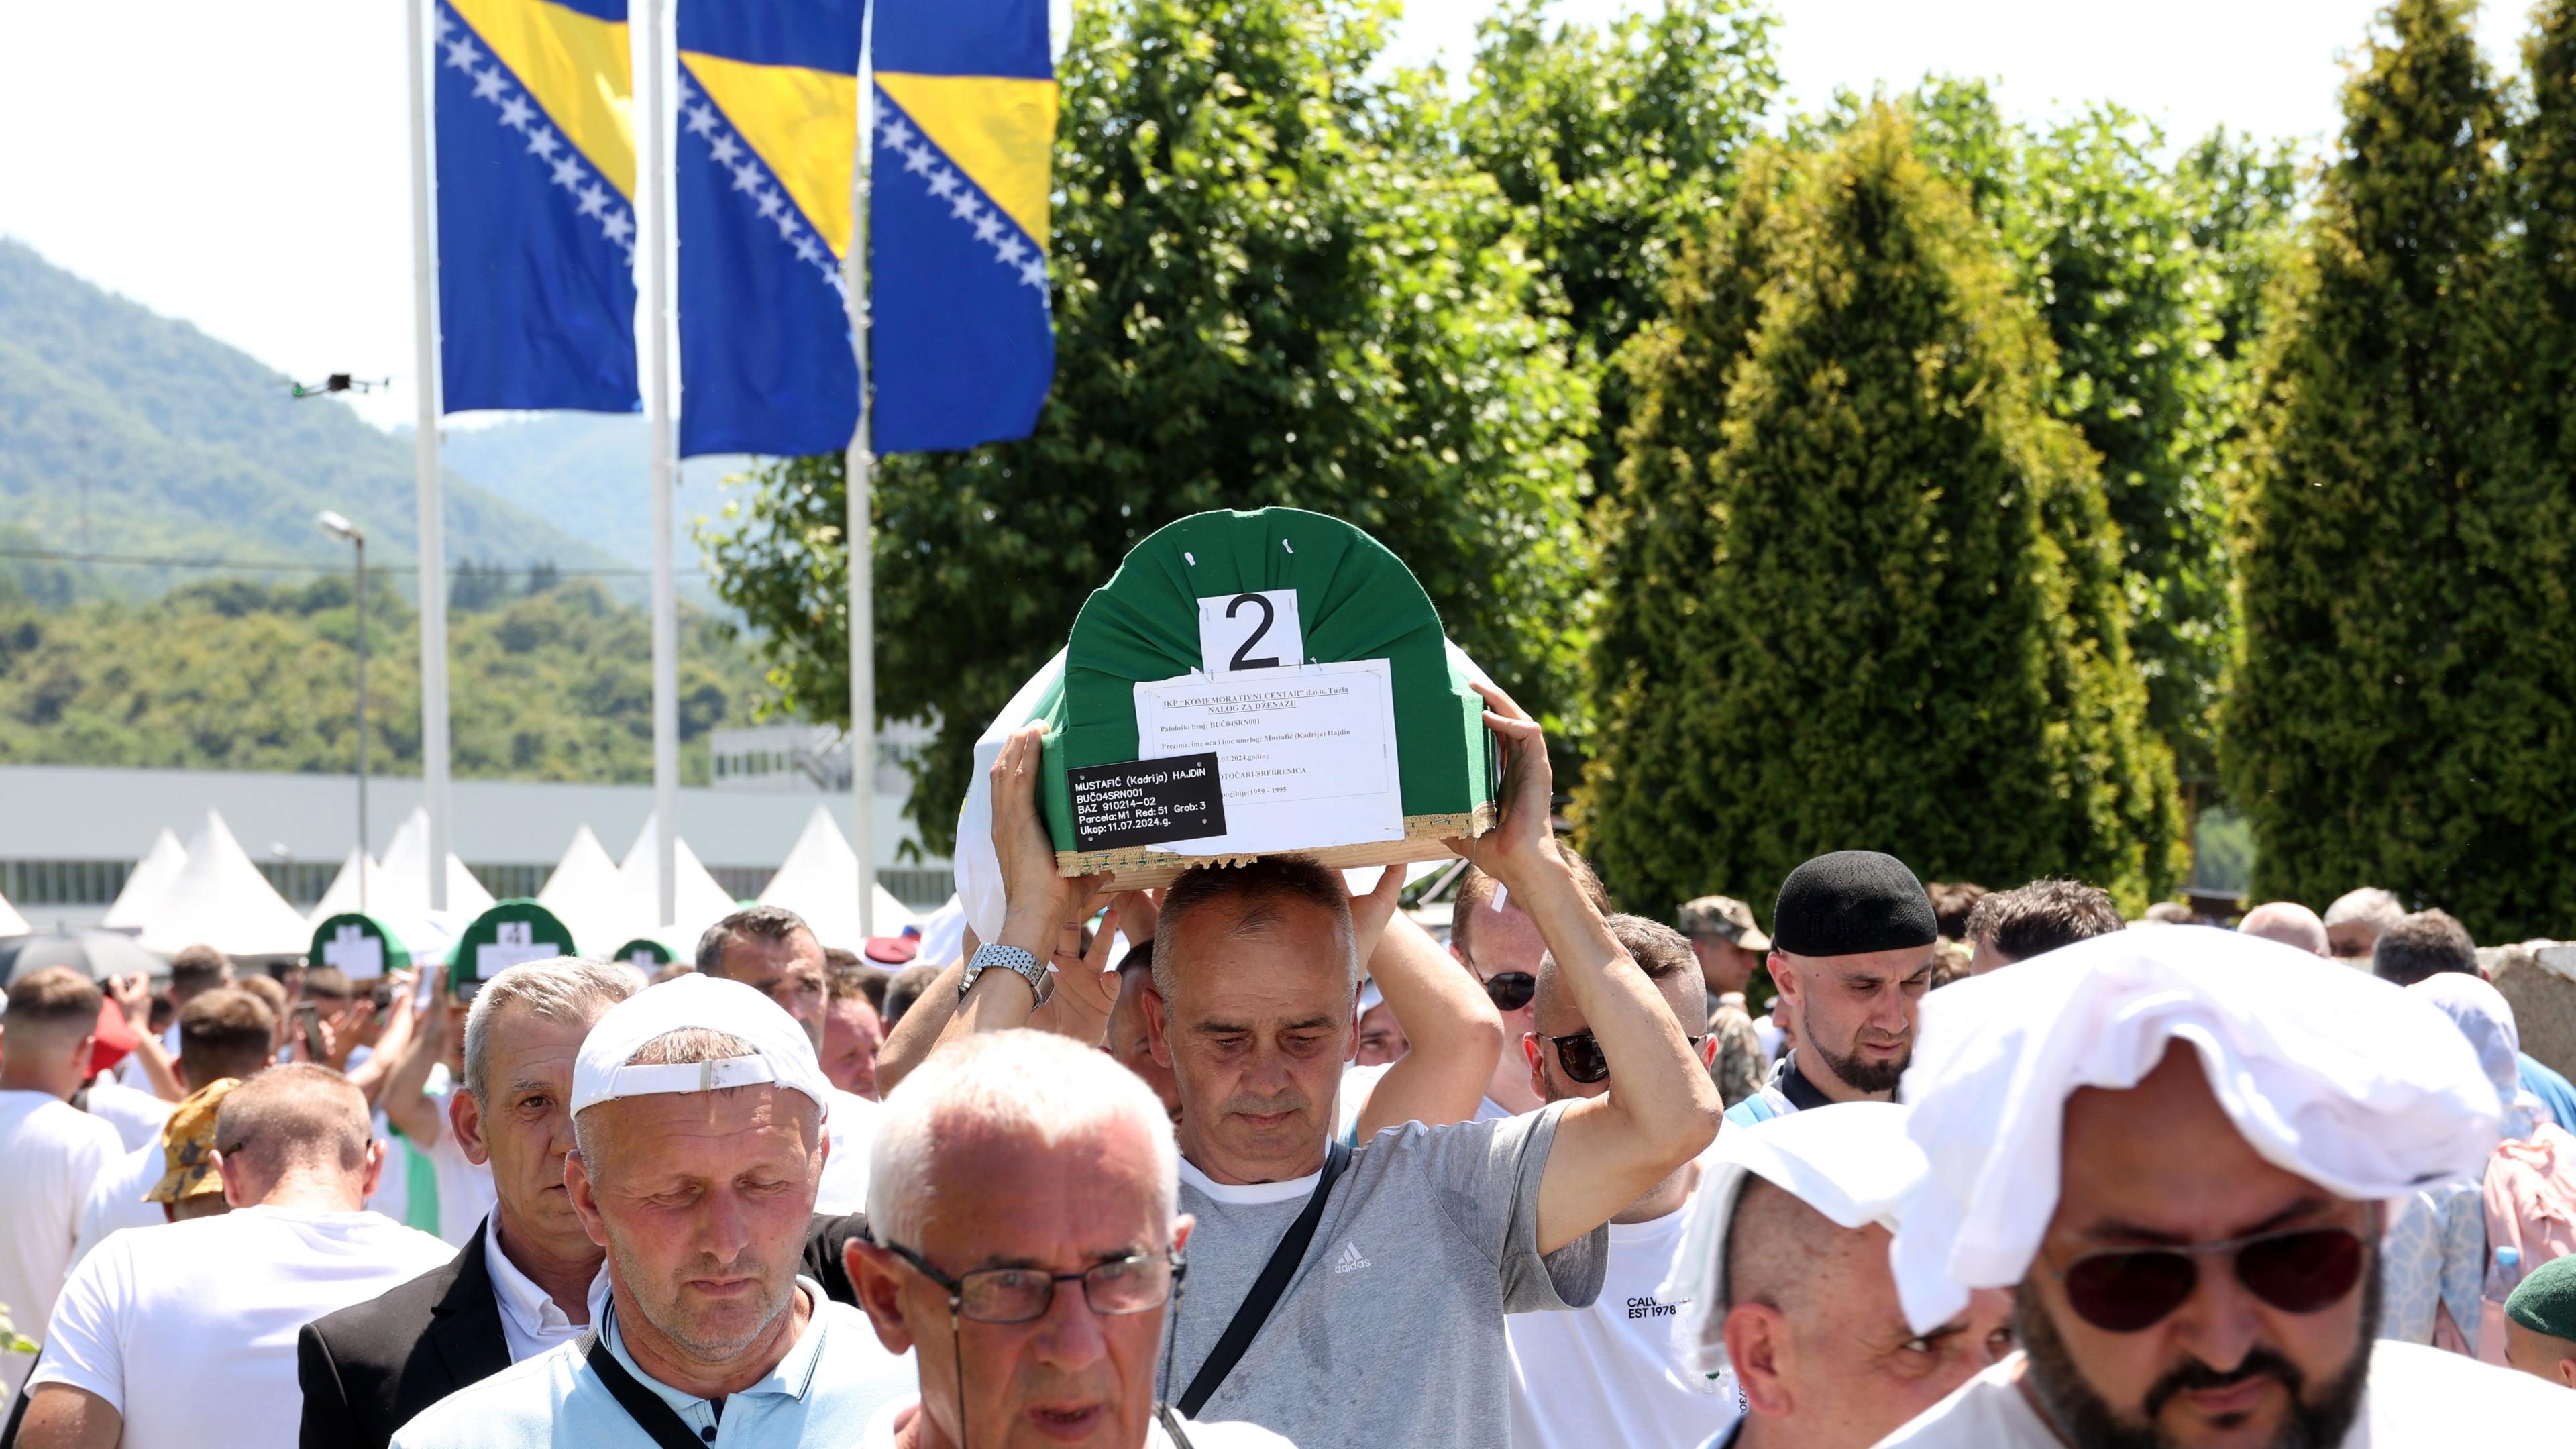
[1582,112,2180,916]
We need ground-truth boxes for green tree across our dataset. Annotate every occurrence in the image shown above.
[2224,0,2573,936]
[1580,111,2182,917]
[705,0,1595,855]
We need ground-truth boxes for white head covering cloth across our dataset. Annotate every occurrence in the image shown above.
[1891,926,2502,1334]
[572,973,832,1121]
[1662,1101,1925,1376]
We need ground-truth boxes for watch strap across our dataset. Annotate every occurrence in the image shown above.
[961,942,1048,1002]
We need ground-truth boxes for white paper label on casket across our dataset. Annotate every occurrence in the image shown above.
[1132,659,1404,855]
[321,922,386,981]
[1197,590,1305,676]
[477,920,564,977]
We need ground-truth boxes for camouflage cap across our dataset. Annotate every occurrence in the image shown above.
[146,1077,244,1205]
[1677,895,1770,952]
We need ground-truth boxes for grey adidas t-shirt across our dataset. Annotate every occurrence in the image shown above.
[1161,1102,1607,1449]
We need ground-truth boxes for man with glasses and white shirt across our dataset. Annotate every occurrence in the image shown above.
[1503,914,1739,1449]
[845,1028,1289,1448]
[1877,928,2566,1447]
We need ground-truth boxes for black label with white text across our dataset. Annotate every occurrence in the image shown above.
[1067,753,1229,852]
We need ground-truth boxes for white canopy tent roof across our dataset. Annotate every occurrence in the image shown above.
[101,828,186,931]
[302,847,464,973]
[380,808,496,920]
[615,813,739,952]
[0,888,28,938]
[305,847,388,926]
[142,810,312,956]
[757,806,919,949]
[536,825,629,959]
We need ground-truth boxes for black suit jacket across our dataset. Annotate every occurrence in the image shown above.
[296,1213,872,1449]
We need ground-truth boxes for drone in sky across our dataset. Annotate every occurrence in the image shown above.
[286,374,393,400]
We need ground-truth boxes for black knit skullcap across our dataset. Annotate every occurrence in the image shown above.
[1771,851,1938,957]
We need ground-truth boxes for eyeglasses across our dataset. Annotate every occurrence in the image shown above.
[1537,1029,1705,1084]
[2045,1225,2367,1333]
[1482,971,1535,1012]
[881,1240,1183,1324]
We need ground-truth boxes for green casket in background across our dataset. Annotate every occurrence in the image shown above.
[1028,508,1497,886]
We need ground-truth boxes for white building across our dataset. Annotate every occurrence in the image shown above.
[0,763,952,935]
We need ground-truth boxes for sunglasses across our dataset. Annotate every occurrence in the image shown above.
[1536,1029,1706,1084]
[1482,971,1535,1012]
[2045,1225,2367,1333]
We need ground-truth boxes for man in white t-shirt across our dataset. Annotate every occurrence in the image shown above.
[383,969,499,1246]
[1448,855,1612,1121]
[1505,915,1738,1449]
[697,905,879,1212]
[946,689,1719,1449]
[18,1065,452,1449]
[1876,928,2570,1448]
[1,970,127,1407]
[72,987,279,1265]
[847,1029,1290,1448]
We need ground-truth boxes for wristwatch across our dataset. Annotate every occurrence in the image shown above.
[960,943,1052,1004]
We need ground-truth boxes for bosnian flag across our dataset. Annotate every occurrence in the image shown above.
[434,0,639,412]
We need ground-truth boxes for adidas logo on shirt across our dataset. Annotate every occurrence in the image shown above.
[1331,1240,1373,1274]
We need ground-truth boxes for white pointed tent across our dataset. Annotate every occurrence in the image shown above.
[0,887,27,938]
[757,806,918,949]
[380,808,496,920]
[101,828,186,931]
[305,848,392,927]
[615,813,737,950]
[536,826,629,958]
[142,811,312,956]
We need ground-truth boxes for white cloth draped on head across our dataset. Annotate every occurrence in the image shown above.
[1889,926,2502,1335]
[1662,1101,1925,1377]
[2410,972,2539,1140]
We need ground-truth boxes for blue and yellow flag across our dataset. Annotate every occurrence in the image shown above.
[871,0,1057,452]
[433,0,639,413]
[674,3,866,458]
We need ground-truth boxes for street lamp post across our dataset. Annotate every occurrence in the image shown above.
[317,511,368,911]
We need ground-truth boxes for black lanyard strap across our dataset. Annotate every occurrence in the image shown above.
[1175,1137,1352,1418]
[582,1331,711,1449]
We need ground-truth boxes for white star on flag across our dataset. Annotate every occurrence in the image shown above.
[684,104,720,138]
[903,143,937,177]
[709,132,744,166]
[1019,258,1049,288]
[443,34,482,70]
[471,67,509,103]
[497,93,535,131]
[879,115,917,151]
[755,187,785,220]
[551,154,585,189]
[995,235,1028,266]
[576,182,610,218]
[773,211,802,240]
[972,211,1006,245]
[949,193,983,223]
[601,210,635,246]
[926,167,961,200]
[794,234,825,265]
[678,74,698,105]
[526,127,561,160]
[435,6,455,38]
[731,162,765,195]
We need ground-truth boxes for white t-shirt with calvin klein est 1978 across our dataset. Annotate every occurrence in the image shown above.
[29,1204,454,1448]
[1505,1201,1739,1449]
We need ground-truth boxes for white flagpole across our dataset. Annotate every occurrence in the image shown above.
[405,0,452,914]
[643,0,679,930]
[846,23,877,941]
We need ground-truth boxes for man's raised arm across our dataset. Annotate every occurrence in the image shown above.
[1449,683,1719,1254]
[1352,902,1503,1139]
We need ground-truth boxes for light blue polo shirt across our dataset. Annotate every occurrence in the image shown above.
[388,1277,915,1449]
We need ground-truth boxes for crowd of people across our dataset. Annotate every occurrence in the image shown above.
[3,678,2574,1448]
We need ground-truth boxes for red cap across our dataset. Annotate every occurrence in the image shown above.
[89,996,141,1075]
[862,936,919,967]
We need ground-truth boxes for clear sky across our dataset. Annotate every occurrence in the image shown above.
[0,0,2534,433]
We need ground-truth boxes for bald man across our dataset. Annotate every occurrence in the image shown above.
[21,1065,451,1449]
[2237,902,2329,955]
[1710,1138,2015,1448]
